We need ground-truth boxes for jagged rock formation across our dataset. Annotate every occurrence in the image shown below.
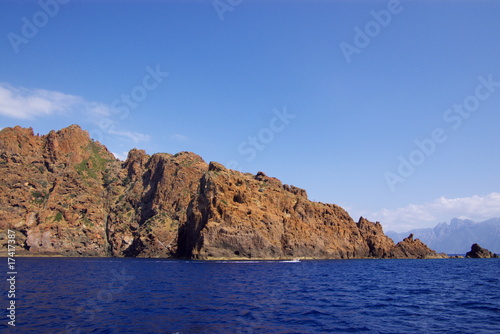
[388,234,448,259]
[0,125,115,256]
[108,149,207,258]
[465,243,499,258]
[0,125,446,260]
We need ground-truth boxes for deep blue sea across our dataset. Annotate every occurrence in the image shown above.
[2,258,500,333]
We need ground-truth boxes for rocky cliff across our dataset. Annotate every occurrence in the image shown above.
[465,244,499,258]
[0,125,446,259]
[0,125,115,256]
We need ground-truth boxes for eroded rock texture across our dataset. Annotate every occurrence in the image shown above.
[0,125,446,259]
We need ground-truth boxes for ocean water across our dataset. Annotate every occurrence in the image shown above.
[2,258,500,333]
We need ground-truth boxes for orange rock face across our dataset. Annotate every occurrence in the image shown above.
[0,125,446,259]
[0,125,114,256]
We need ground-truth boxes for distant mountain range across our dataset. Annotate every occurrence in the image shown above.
[386,218,500,254]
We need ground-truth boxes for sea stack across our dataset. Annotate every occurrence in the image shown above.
[465,243,499,258]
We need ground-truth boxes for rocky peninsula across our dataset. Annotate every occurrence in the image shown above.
[0,125,448,260]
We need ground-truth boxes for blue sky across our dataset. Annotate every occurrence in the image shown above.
[1,0,500,232]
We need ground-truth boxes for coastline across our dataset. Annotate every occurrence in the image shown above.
[0,252,458,260]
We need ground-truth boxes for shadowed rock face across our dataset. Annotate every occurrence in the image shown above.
[466,244,499,258]
[0,125,446,260]
[178,163,371,260]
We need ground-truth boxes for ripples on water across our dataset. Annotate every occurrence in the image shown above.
[2,258,499,333]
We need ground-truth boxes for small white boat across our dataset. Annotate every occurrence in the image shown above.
[282,258,300,263]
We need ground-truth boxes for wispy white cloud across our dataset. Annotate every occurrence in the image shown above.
[0,83,84,120]
[108,130,150,143]
[87,101,113,118]
[0,82,115,121]
[0,82,151,144]
[112,151,129,161]
[365,193,500,232]
[171,133,188,142]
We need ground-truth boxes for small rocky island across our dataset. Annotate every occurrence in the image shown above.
[466,244,499,258]
[0,125,457,260]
